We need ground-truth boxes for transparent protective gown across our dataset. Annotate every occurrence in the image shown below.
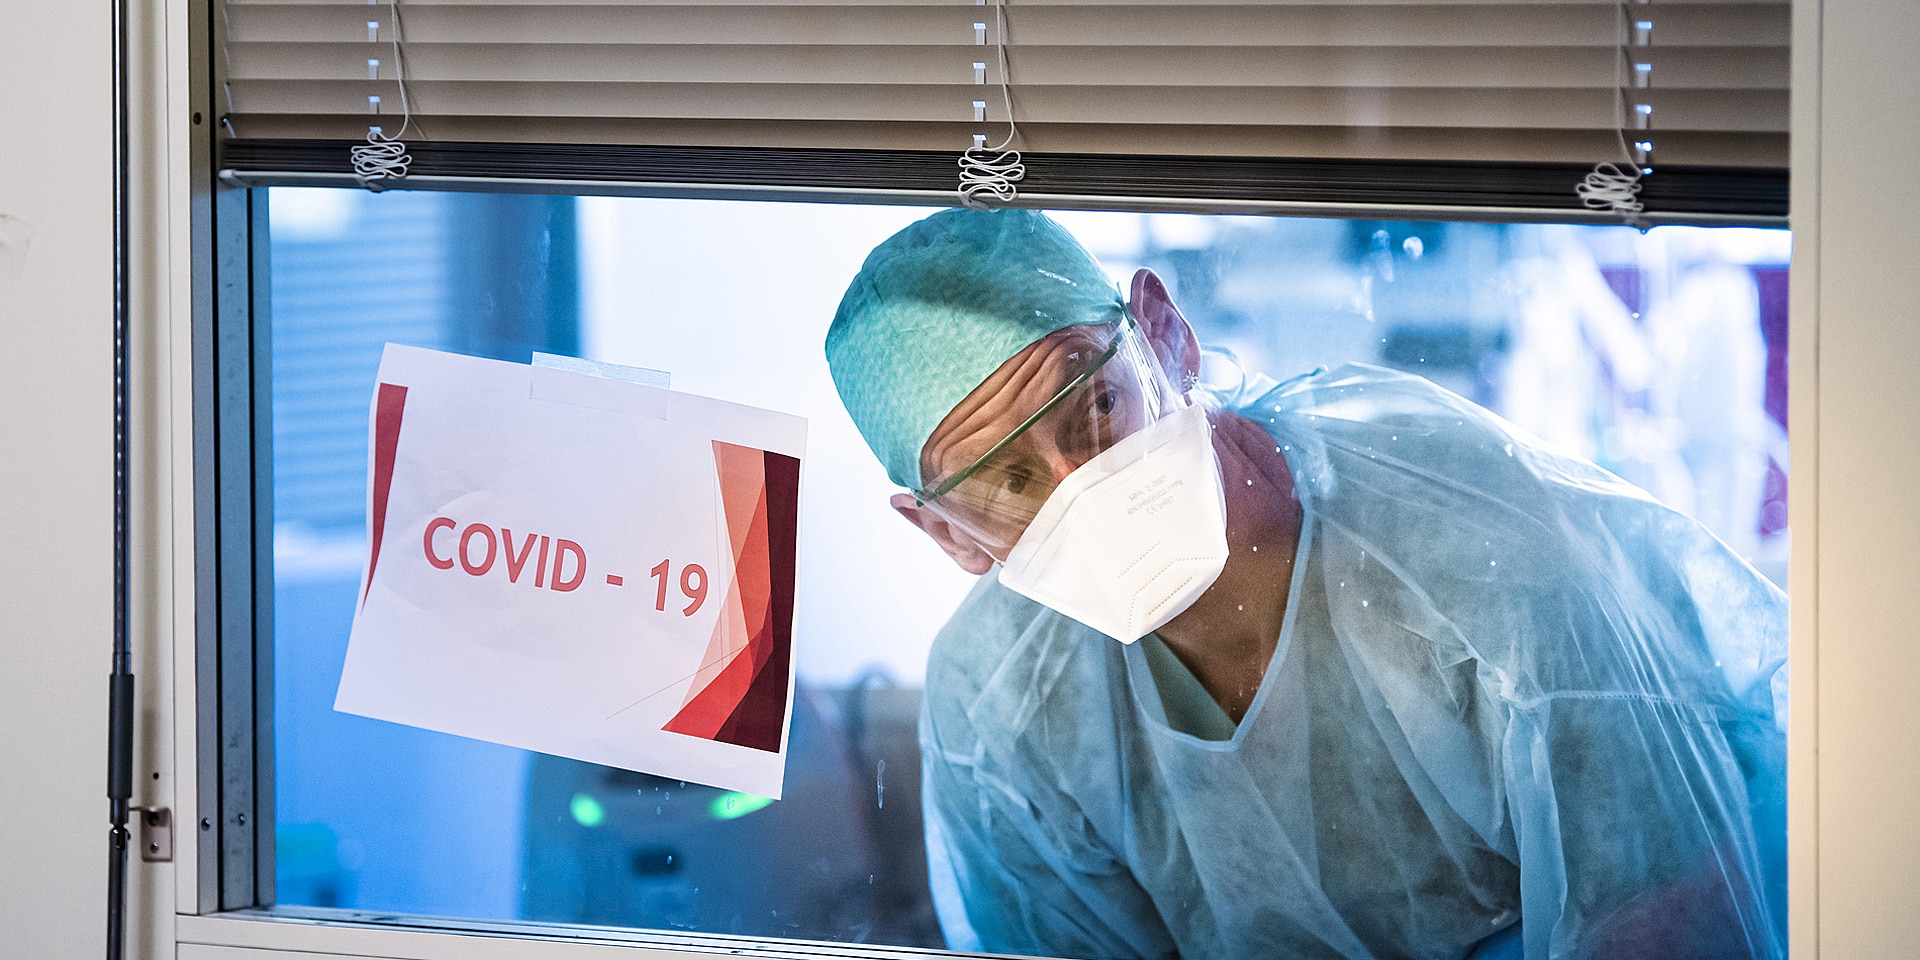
[920,364,1786,960]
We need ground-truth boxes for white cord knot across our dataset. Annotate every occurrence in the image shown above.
[958,147,1025,209]
[1577,162,1644,215]
[350,128,413,190]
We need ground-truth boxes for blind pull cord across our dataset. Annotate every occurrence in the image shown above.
[351,0,418,190]
[1578,0,1654,224]
[958,0,1024,208]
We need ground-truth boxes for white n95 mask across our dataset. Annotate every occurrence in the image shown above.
[996,401,1229,644]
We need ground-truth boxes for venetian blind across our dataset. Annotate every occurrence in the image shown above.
[218,0,1787,170]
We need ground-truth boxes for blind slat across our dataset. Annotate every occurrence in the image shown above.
[229,44,1789,90]
[231,80,1787,132]
[222,121,1786,168]
[228,5,1787,48]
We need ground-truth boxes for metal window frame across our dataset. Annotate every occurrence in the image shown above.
[194,180,274,912]
[191,0,274,911]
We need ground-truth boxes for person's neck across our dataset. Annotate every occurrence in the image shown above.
[1152,409,1301,723]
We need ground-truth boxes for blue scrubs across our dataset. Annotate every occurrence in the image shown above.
[919,364,1787,960]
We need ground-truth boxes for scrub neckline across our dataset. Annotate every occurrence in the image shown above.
[1123,436,1318,749]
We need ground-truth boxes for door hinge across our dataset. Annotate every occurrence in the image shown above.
[137,806,172,862]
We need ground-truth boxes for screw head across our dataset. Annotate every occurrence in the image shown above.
[200,818,211,831]
[236,813,247,826]
[148,842,160,853]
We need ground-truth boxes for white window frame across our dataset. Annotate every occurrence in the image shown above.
[87,0,1876,956]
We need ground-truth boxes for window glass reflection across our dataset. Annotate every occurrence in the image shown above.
[268,189,1788,951]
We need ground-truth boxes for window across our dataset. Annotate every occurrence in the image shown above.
[219,186,1789,957]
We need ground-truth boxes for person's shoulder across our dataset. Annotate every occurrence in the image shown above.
[1243,362,1636,507]
[1247,362,1501,435]
[1241,364,1527,496]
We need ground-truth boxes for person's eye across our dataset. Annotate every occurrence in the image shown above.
[1003,469,1029,497]
[1093,388,1117,415]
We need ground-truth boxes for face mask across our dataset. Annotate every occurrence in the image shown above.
[996,401,1229,643]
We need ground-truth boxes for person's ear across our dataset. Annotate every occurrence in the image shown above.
[1128,269,1202,395]
[889,493,997,575]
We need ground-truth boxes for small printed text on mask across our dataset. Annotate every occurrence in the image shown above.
[1127,474,1185,517]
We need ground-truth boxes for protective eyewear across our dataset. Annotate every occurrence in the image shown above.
[913,319,1179,558]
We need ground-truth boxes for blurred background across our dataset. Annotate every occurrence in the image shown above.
[265,189,1789,948]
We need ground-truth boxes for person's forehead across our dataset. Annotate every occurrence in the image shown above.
[921,322,1123,477]
[966,324,1112,410]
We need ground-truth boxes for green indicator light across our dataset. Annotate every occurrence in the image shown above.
[709,791,775,821]
[570,792,606,828]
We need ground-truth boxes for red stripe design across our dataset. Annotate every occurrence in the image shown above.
[660,442,800,753]
[363,383,409,607]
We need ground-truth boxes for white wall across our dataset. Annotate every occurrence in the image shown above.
[3,0,1920,955]
[0,0,117,955]
[1801,0,1920,955]
[0,0,178,955]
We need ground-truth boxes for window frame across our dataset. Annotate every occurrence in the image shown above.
[176,2,1811,959]
[188,182,1801,960]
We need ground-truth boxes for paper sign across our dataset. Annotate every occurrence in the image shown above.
[334,345,807,798]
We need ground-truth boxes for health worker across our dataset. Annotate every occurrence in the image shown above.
[824,208,1786,960]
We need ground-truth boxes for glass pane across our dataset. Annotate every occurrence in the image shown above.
[268,190,1789,957]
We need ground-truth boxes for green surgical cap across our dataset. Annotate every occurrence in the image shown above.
[827,209,1126,491]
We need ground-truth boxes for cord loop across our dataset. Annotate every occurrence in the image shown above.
[1576,162,1645,215]
[958,147,1025,209]
[350,129,413,189]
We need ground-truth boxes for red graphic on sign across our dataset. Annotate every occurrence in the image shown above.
[660,441,801,753]
[363,382,409,607]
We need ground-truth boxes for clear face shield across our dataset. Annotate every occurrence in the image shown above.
[911,315,1190,562]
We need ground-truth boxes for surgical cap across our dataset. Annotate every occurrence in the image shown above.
[827,209,1127,491]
